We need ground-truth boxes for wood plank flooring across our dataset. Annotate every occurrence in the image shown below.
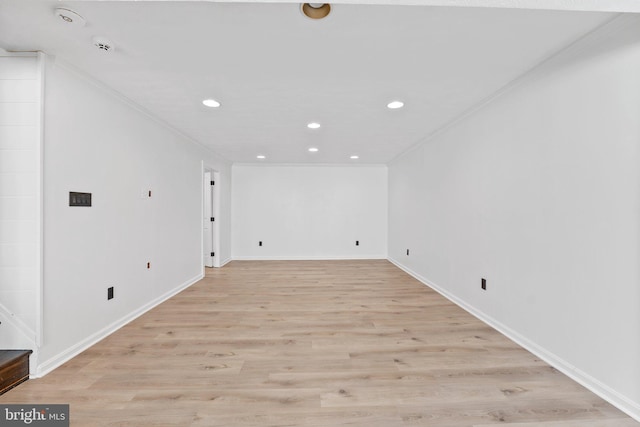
[1,260,637,426]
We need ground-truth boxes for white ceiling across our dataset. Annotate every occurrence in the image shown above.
[0,1,616,164]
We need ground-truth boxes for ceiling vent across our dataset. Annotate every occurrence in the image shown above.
[54,8,86,27]
[301,3,331,20]
[92,37,115,53]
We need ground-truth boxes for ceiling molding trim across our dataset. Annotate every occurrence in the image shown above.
[389,13,629,165]
[232,163,388,168]
[48,54,231,163]
[0,49,38,57]
[73,0,640,13]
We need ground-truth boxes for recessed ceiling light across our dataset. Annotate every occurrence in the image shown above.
[307,122,321,129]
[387,101,404,109]
[308,147,319,152]
[202,99,221,108]
[301,3,331,20]
[350,155,359,159]
[256,155,266,159]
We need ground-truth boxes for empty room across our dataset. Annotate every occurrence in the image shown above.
[1,0,639,425]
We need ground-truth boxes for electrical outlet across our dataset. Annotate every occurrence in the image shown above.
[481,278,487,290]
[259,241,262,247]
[406,249,409,256]
[356,240,359,246]
[147,262,151,269]
[107,287,114,300]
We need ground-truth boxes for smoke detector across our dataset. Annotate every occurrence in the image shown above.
[301,3,331,20]
[92,36,115,53]
[54,8,86,27]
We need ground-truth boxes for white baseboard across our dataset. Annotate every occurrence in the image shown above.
[34,272,204,378]
[0,302,37,346]
[232,255,387,261]
[0,306,38,375]
[387,257,640,423]
[219,257,232,267]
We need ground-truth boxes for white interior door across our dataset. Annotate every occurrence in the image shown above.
[211,171,220,268]
[203,172,214,268]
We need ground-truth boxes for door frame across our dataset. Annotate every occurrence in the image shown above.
[202,164,221,269]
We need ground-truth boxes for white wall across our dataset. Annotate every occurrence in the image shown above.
[388,14,640,419]
[0,52,41,355]
[37,56,231,375]
[232,165,387,259]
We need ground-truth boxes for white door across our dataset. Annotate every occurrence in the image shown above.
[211,171,220,268]
[203,172,214,268]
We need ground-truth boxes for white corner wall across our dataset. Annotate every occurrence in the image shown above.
[0,52,42,361]
[232,164,387,260]
[37,56,231,375]
[389,15,640,420]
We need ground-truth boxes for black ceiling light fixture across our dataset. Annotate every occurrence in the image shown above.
[301,3,331,20]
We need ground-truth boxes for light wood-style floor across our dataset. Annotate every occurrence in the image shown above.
[2,260,637,426]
